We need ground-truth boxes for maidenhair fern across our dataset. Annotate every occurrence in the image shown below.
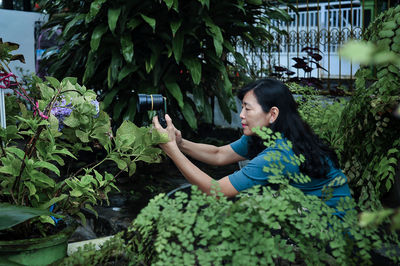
[60,128,400,265]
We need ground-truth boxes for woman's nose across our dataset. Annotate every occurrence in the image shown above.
[239,109,245,119]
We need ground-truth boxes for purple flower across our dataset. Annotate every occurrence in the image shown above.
[91,100,100,118]
[51,98,73,131]
[50,98,100,131]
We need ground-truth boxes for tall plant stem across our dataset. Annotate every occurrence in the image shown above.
[11,85,63,200]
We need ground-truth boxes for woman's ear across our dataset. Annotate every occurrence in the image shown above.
[269,106,279,123]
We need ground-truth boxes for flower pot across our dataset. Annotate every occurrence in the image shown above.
[0,223,77,266]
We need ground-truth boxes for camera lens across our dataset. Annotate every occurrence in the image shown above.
[137,94,165,112]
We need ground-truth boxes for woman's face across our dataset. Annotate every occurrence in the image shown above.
[239,90,272,136]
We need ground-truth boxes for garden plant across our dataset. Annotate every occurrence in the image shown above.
[46,5,400,265]
[2,1,400,265]
[0,40,168,264]
[336,5,400,211]
[38,0,293,130]
[59,128,400,265]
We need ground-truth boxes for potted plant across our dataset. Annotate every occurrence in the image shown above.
[0,40,167,265]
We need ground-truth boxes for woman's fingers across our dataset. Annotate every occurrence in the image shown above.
[153,114,177,145]
[165,114,173,129]
[175,128,183,146]
[152,115,162,129]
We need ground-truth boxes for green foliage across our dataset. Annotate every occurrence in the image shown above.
[126,185,399,265]
[340,40,400,67]
[57,232,131,265]
[0,45,168,238]
[61,178,400,265]
[0,39,25,68]
[0,94,21,127]
[60,128,400,265]
[124,129,398,265]
[336,5,400,210]
[0,203,63,230]
[288,82,347,153]
[38,0,292,130]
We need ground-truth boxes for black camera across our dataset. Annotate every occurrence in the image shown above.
[137,94,167,128]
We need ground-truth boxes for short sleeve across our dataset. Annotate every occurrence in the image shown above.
[228,152,271,191]
[228,140,298,192]
[230,135,250,159]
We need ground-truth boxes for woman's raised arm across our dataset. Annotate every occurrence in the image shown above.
[177,139,245,166]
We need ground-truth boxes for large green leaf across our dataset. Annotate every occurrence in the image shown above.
[39,194,68,209]
[170,20,182,37]
[123,96,137,122]
[163,0,174,10]
[45,76,60,89]
[108,49,123,88]
[0,203,63,230]
[113,100,127,120]
[38,83,55,101]
[42,0,292,131]
[204,17,224,57]
[6,146,25,160]
[127,18,142,30]
[198,0,210,8]
[118,64,139,82]
[30,170,56,187]
[140,14,156,32]
[145,44,161,73]
[164,78,184,109]
[181,102,197,129]
[182,58,202,85]
[86,0,108,23]
[115,120,139,147]
[172,30,184,63]
[63,14,85,37]
[63,112,80,127]
[102,89,119,110]
[33,161,60,176]
[120,34,134,63]
[24,181,36,197]
[90,24,108,52]
[108,8,121,34]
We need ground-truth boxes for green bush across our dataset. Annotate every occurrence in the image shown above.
[38,0,292,130]
[61,181,399,265]
[337,5,400,209]
[60,129,400,265]
[288,82,347,153]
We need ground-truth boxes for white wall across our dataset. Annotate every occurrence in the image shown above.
[0,9,47,76]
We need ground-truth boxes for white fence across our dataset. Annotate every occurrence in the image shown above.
[237,1,364,80]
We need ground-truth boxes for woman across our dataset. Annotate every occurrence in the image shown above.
[152,78,351,208]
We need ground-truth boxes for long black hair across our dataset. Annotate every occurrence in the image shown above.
[238,78,339,179]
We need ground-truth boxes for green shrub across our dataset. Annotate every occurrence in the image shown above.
[288,83,346,153]
[38,0,292,130]
[60,129,400,265]
[337,5,400,209]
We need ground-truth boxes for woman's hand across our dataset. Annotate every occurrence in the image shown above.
[175,128,183,147]
[152,114,179,153]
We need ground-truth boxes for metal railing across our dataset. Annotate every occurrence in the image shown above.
[236,0,397,91]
